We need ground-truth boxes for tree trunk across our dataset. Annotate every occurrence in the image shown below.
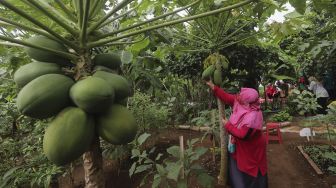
[217,98,228,186]
[263,83,267,110]
[11,119,17,136]
[83,135,105,188]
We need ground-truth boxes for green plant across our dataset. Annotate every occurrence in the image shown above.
[303,145,336,175]
[269,110,292,122]
[129,91,171,130]
[129,133,214,188]
[0,120,65,187]
[306,103,336,141]
[287,89,320,115]
[191,109,218,127]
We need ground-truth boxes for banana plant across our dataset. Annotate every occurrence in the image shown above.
[0,0,254,186]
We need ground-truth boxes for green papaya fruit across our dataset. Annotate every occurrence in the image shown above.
[93,65,118,74]
[16,74,74,119]
[25,36,69,65]
[92,53,121,70]
[43,107,94,166]
[213,69,222,85]
[93,71,131,100]
[221,60,229,70]
[201,65,215,80]
[97,104,137,145]
[14,62,62,88]
[70,77,115,113]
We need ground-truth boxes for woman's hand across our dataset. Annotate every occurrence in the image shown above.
[206,80,215,90]
[221,118,228,125]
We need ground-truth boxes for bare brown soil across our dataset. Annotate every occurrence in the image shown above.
[56,127,336,188]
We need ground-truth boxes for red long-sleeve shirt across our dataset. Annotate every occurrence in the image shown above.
[213,86,267,177]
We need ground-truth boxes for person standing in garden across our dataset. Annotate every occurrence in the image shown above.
[206,81,268,188]
[308,76,329,114]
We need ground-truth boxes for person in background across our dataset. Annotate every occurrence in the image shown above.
[298,73,307,91]
[278,80,289,108]
[308,76,329,114]
[322,71,335,100]
[265,83,278,110]
[206,80,268,188]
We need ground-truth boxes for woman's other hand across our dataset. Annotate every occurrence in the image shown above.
[222,118,228,125]
[206,81,215,90]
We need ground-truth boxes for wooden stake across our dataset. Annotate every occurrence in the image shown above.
[179,136,185,180]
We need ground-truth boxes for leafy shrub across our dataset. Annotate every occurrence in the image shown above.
[129,90,171,130]
[269,110,292,122]
[287,89,320,115]
[0,121,64,188]
[129,133,214,188]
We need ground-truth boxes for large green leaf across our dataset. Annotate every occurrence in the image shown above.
[166,146,180,158]
[288,0,306,15]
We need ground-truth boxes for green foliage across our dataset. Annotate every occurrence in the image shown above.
[287,89,320,115]
[129,134,213,188]
[191,109,218,127]
[269,110,292,122]
[0,121,65,187]
[129,91,171,130]
[158,75,210,124]
[303,145,336,175]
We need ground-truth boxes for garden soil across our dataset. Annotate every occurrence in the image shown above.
[57,128,336,188]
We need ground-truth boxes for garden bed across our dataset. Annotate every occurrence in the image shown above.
[54,130,336,188]
[298,145,336,175]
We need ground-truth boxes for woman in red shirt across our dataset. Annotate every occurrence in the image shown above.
[206,81,268,188]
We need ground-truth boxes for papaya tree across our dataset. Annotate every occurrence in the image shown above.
[158,0,301,185]
[0,0,255,187]
[160,0,266,184]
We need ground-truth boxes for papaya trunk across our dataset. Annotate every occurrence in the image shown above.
[263,83,267,110]
[82,134,105,188]
[217,98,228,186]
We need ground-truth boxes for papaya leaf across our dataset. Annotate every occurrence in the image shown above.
[288,0,306,15]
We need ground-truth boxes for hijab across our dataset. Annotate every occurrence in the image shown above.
[228,88,263,130]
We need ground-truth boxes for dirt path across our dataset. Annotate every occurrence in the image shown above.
[268,133,335,188]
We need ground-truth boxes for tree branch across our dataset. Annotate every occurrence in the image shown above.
[0,0,79,51]
[88,0,254,48]
[88,0,133,34]
[80,0,90,47]
[98,5,138,29]
[0,35,78,61]
[96,0,201,39]
[0,18,57,41]
[25,0,78,36]
[54,0,77,21]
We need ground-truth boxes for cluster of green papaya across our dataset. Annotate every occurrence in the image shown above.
[14,36,137,165]
[201,53,229,86]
